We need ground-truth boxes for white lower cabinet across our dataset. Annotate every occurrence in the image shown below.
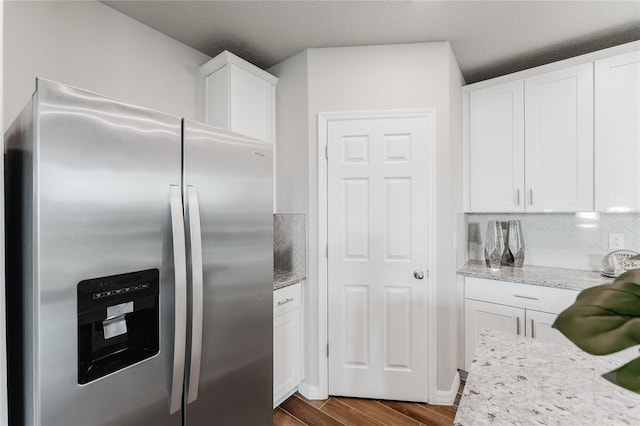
[273,282,302,407]
[525,309,575,349]
[464,277,578,370]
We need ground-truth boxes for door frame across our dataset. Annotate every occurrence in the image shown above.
[317,109,438,401]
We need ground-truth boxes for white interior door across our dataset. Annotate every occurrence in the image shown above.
[327,116,429,402]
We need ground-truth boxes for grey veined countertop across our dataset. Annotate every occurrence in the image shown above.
[454,329,640,426]
[273,269,305,290]
[458,260,613,291]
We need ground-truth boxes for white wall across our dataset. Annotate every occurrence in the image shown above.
[439,46,465,390]
[270,42,464,397]
[269,51,309,213]
[4,0,210,129]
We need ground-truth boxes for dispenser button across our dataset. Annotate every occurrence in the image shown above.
[106,301,134,319]
[103,316,127,339]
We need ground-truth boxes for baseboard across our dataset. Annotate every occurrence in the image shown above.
[297,382,328,400]
[431,371,461,405]
[274,386,299,408]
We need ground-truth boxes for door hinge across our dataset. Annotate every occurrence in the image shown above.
[327,344,329,357]
[325,145,328,159]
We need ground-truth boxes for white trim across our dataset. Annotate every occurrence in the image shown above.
[199,50,279,85]
[317,109,438,402]
[463,40,640,92]
[425,110,439,404]
[456,274,466,372]
[274,386,299,408]
[432,372,461,406]
[297,382,326,401]
[461,92,470,212]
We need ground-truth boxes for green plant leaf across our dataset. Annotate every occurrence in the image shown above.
[552,269,640,355]
[602,357,640,394]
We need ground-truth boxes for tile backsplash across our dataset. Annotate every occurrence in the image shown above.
[273,213,306,274]
[466,213,640,271]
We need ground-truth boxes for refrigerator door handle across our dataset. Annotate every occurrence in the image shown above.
[169,185,188,414]
[186,185,204,403]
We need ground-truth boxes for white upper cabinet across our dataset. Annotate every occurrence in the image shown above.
[469,81,525,212]
[467,65,593,213]
[464,42,639,213]
[200,51,278,143]
[524,64,594,212]
[594,50,640,212]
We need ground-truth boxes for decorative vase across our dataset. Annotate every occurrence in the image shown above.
[484,220,505,270]
[508,220,525,268]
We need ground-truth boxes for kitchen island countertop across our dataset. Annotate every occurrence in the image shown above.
[458,260,613,291]
[454,329,639,426]
[273,269,305,290]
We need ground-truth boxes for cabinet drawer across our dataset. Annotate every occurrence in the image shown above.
[274,282,301,316]
[465,277,578,314]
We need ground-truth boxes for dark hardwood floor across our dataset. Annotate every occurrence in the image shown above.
[274,384,464,426]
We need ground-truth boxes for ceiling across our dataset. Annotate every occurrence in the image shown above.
[102,0,640,84]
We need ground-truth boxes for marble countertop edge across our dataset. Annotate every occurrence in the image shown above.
[273,269,305,290]
[458,260,613,291]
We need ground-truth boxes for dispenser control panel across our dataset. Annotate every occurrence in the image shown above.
[77,269,160,384]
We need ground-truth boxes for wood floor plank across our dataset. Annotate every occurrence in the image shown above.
[294,392,328,409]
[379,401,453,426]
[274,407,307,426]
[335,398,421,426]
[415,403,456,421]
[280,395,343,426]
[320,398,385,426]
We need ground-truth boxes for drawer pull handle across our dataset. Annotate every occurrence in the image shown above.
[531,319,535,338]
[513,294,539,301]
[516,317,521,336]
[278,298,294,306]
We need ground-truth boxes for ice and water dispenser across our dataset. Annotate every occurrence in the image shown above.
[77,269,160,384]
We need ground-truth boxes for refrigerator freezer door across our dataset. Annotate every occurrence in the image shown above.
[7,79,184,426]
[183,120,273,425]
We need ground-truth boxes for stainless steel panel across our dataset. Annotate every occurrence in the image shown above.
[183,120,273,425]
[10,79,183,425]
[5,93,36,426]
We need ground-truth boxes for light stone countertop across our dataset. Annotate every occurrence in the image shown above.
[458,260,613,291]
[454,329,640,426]
[273,269,305,290]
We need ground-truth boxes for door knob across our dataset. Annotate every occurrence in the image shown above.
[414,270,425,280]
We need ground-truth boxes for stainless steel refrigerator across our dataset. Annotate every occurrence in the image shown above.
[4,78,273,425]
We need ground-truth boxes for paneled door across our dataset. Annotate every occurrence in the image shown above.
[464,299,524,370]
[469,80,525,212]
[524,63,594,212]
[327,116,429,402]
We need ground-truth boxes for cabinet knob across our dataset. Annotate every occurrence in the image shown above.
[414,270,425,280]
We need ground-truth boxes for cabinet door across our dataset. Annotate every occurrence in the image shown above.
[464,299,525,370]
[524,64,594,211]
[229,64,274,143]
[525,309,575,348]
[469,80,525,212]
[595,51,640,212]
[273,308,301,407]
